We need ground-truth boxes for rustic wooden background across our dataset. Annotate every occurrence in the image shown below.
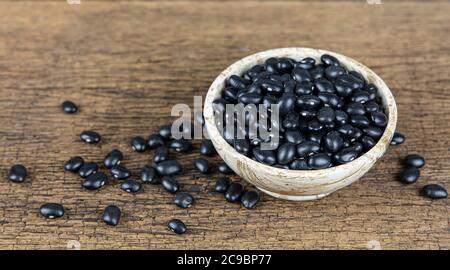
[0,1,449,250]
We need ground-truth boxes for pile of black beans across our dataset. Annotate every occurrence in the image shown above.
[214,54,389,169]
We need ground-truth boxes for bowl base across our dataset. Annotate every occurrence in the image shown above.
[257,187,331,201]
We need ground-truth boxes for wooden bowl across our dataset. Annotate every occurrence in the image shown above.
[203,48,397,201]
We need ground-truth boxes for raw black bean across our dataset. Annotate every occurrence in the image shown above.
[140,165,158,184]
[169,138,191,152]
[64,156,84,172]
[228,75,250,89]
[309,64,325,79]
[40,203,64,219]
[324,131,344,153]
[321,54,340,66]
[335,110,348,125]
[223,87,239,102]
[299,109,317,120]
[168,219,186,234]
[295,81,314,95]
[277,142,296,165]
[336,124,355,137]
[334,147,358,164]
[102,205,121,226]
[62,101,77,114]
[334,80,353,98]
[315,78,335,93]
[225,182,245,202]
[241,190,260,209]
[83,172,107,190]
[351,91,370,103]
[239,93,263,104]
[174,193,194,208]
[260,79,284,95]
[194,158,212,173]
[283,79,297,93]
[252,148,277,165]
[370,112,388,127]
[325,66,345,79]
[308,130,326,144]
[405,154,425,168]
[234,139,250,156]
[399,167,420,184]
[365,101,380,113]
[131,136,147,152]
[290,158,309,170]
[154,146,169,163]
[345,102,366,115]
[292,68,312,82]
[422,184,448,199]
[352,142,363,154]
[350,115,371,128]
[200,139,216,156]
[390,132,405,145]
[121,180,141,193]
[104,149,123,169]
[361,136,376,150]
[308,153,331,169]
[278,93,296,116]
[161,176,180,193]
[110,165,131,180]
[296,57,315,69]
[317,107,335,124]
[78,162,98,178]
[296,95,321,109]
[284,130,304,144]
[282,112,299,129]
[262,95,278,108]
[297,141,320,157]
[278,58,294,73]
[80,131,101,144]
[8,164,27,183]
[337,74,363,90]
[362,125,383,139]
[159,125,172,140]
[317,93,340,108]
[217,162,233,174]
[307,119,323,132]
[215,177,231,193]
[156,160,182,176]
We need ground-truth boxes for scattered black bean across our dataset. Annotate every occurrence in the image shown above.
[40,203,64,219]
[64,156,84,172]
[217,162,233,174]
[147,134,165,149]
[102,205,121,226]
[62,101,77,114]
[405,154,425,168]
[78,162,98,178]
[159,125,172,140]
[391,132,405,145]
[399,167,420,184]
[8,164,27,183]
[215,177,231,193]
[80,130,101,144]
[140,165,157,184]
[156,160,182,176]
[168,219,186,234]
[241,190,260,209]
[154,146,169,163]
[131,136,147,152]
[161,176,180,193]
[422,184,448,199]
[194,158,212,174]
[169,138,191,152]
[224,182,245,202]
[104,149,123,169]
[83,172,107,190]
[174,193,194,208]
[121,180,141,193]
[110,165,131,180]
[199,139,216,156]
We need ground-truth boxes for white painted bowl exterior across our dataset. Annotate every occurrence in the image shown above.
[204,48,397,201]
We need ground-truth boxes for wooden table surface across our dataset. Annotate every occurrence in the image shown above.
[0,1,449,250]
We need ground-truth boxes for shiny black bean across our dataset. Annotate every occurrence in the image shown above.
[156,160,182,176]
[290,158,309,170]
[161,176,180,193]
[168,219,186,234]
[336,124,355,136]
[246,64,264,80]
[283,79,297,93]
[62,100,77,114]
[140,165,158,184]
[335,110,348,125]
[147,134,165,150]
[277,58,294,73]
[154,146,169,163]
[64,156,84,172]
[228,75,250,89]
[345,102,366,115]
[215,177,231,193]
[362,125,383,139]
[308,131,326,144]
[159,124,172,140]
[296,57,315,69]
[80,131,101,144]
[352,142,363,154]
[315,78,335,93]
[225,182,245,202]
[348,127,363,142]
[111,165,131,180]
[334,147,358,164]
[292,68,312,82]
[194,158,212,173]
[277,142,296,165]
[324,131,344,153]
[121,180,141,193]
[223,87,239,102]
[333,80,354,98]
[365,101,380,113]
[351,91,370,104]
[264,58,279,73]
[321,54,340,66]
[102,205,121,226]
[8,164,27,183]
[260,79,284,95]
[217,162,233,174]
[422,184,448,199]
[40,203,64,219]
[83,172,107,190]
[337,74,364,90]
[284,130,305,144]
[324,121,336,131]
[405,154,425,168]
[169,138,191,152]
[200,139,216,156]
[325,66,345,79]
[131,136,147,152]
[317,93,340,109]
[79,162,98,178]
[297,141,320,157]
[365,83,378,98]
[104,149,123,168]
[239,93,263,105]
[241,190,260,209]
[317,107,335,124]
[307,119,323,132]
[234,139,250,156]
[399,167,420,184]
[391,132,405,145]
[282,112,300,129]
[350,115,371,128]
[294,81,314,95]
[361,136,376,150]
[296,95,321,109]
[370,112,388,127]
[299,109,317,120]
[262,95,278,108]
[174,193,194,209]
[277,92,296,116]
[308,153,331,169]
[252,148,276,165]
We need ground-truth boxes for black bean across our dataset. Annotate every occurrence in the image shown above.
[40,203,64,219]
[282,112,300,129]
[296,95,321,109]
[315,78,335,93]
[283,79,297,93]
[168,219,186,234]
[260,80,284,96]
[351,91,370,103]
[234,139,250,156]
[422,184,448,199]
[307,119,324,132]
[215,177,231,193]
[110,165,131,180]
[174,193,194,209]
[140,165,158,184]
[333,80,354,98]
[64,156,84,172]
[217,162,233,174]
[334,147,358,164]
[276,142,296,165]
[296,57,315,69]
[336,124,355,137]
[290,158,309,170]
[399,167,420,184]
[361,136,376,150]
[8,164,27,183]
[78,162,98,178]
[321,54,340,66]
[102,205,121,226]
[262,95,278,108]
[228,74,250,89]
[292,68,312,82]
[309,131,326,144]
[252,148,277,165]
[297,141,320,157]
[277,92,296,116]
[317,107,335,124]
[362,125,383,139]
[365,101,380,113]
[309,64,325,79]
[308,153,331,169]
[317,93,340,108]
[324,131,344,153]
[370,112,388,127]
[131,136,147,152]
[156,160,182,176]
[345,102,366,115]
[121,180,141,193]
[352,142,363,154]
[284,130,304,145]
[390,132,405,145]
[348,127,363,142]
[335,110,348,125]
[350,115,371,128]
[325,66,345,79]
[154,146,169,163]
[80,131,101,144]
[62,100,77,114]
[225,182,245,202]
[223,87,239,102]
[239,92,263,105]
[194,158,212,174]
[299,109,317,120]
[83,172,107,190]
[159,125,172,140]
[405,154,425,168]
[337,74,364,90]
[277,58,294,73]
[295,81,314,95]
[104,149,123,169]
[241,190,260,209]
[199,139,216,156]
[169,138,191,152]
[161,176,180,193]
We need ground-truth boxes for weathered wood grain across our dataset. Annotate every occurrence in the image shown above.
[0,1,449,250]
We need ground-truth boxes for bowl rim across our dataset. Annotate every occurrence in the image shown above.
[204,47,397,177]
